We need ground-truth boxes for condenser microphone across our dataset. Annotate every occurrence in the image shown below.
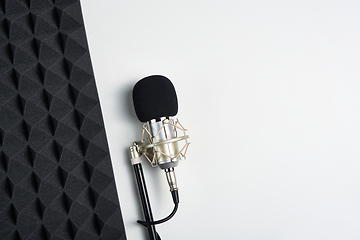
[129,75,190,239]
[132,75,189,173]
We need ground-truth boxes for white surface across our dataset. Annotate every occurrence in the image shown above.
[81,1,360,239]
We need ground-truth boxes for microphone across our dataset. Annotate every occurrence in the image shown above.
[131,75,190,191]
[128,75,190,239]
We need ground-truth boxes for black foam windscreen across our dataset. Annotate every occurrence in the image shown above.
[132,75,178,122]
[0,1,126,239]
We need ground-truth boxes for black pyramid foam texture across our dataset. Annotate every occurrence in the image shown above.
[0,1,126,239]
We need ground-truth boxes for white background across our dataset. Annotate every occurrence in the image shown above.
[81,1,360,239]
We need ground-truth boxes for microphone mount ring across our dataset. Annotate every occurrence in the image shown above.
[138,117,190,168]
[141,135,190,150]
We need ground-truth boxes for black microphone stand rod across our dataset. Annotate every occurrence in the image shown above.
[130,145,158,240]
[133,164,158,240]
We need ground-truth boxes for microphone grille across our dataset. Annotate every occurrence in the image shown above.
[132,75,178,122]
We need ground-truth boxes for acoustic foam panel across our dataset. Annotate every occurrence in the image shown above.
[0,0,127,239]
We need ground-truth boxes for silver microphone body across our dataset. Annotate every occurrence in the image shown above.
[148,117,181,170]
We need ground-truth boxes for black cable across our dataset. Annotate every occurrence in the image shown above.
[133,163,180,239]
[138,190,180,227]
[137,203,179,226]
